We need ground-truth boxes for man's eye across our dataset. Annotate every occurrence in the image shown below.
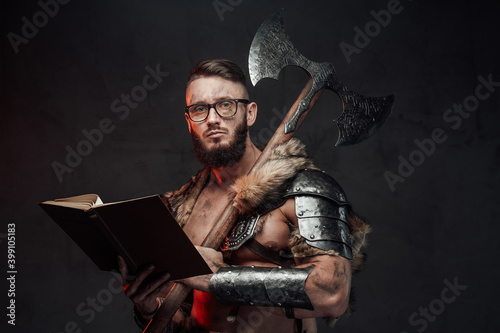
[193,106,207,113]
[219,101,232,109]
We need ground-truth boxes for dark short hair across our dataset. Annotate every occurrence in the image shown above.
[187,59,247,87]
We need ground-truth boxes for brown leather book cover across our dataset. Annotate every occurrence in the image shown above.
[39,195,212,280]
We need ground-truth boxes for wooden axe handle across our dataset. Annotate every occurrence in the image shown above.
[145,77,322,332]
[143,283,191,332]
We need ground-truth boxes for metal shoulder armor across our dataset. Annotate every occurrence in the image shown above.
[285,169,353,260]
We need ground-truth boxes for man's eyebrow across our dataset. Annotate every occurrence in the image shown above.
[190,96,234,105]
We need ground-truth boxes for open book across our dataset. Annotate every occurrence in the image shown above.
[39,194,211,280]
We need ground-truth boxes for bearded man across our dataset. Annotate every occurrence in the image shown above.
[119,59,369,333]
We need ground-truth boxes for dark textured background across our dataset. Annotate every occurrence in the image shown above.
[1,0,499,332]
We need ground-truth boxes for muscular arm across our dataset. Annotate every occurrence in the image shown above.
[281,198,351,319]
[294,254,351,318]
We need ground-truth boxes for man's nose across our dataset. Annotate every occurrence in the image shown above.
[206,106,221,124]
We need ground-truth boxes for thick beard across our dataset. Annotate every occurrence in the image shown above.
[191,121,248,168]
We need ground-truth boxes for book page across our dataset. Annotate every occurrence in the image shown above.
[41,194,102,211]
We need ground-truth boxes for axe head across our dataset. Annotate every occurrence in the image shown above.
[248,10,394,146]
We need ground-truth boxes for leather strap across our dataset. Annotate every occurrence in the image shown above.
[244,238,295,268]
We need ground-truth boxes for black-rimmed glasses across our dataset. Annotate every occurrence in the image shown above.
[185,99,250,122]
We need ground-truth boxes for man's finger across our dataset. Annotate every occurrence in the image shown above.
[118,256,136,283]
[118,255,130,287]
[145,272,171,296]
[134,264,156,284]
[124,264,155,296]
[143,275,173,303]
[136,272,171,300]
[129,272,171,306]
[118,256,127,274]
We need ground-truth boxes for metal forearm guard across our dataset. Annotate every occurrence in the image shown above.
[209,265,314,310]
[285,169,353,260]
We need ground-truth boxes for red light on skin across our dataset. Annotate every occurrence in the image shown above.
[190,290,224,329]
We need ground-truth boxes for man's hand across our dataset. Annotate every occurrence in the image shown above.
[176,246,226,292]
[195,245,225,273]
[118,256,173,319]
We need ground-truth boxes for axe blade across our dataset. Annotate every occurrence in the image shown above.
[248,10,394,146]
[332,86,394,146]
[248,9,302,87]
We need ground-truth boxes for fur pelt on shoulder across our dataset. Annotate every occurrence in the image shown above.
[162,167,211,228]
[231,138,318,216]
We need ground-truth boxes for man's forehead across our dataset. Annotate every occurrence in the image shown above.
[186,76,247,104]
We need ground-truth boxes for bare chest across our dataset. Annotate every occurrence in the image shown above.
[182,187,233,246]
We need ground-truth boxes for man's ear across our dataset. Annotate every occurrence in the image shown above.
[246,102,258,127]
[185,113,192,133]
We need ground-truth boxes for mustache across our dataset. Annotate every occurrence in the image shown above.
[204,126,227,137]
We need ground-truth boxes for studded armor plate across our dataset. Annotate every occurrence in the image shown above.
[286,169,353,260]
[221,215,260,251]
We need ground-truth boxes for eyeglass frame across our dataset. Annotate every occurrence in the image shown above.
[184,98,250,122]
